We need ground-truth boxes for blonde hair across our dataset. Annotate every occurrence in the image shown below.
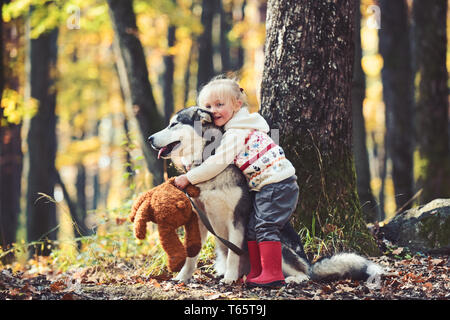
[197,76,249,111]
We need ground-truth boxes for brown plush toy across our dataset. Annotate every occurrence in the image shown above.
[129,177,202,272]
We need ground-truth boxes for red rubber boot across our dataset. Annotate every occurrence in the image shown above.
[245,241,261,282]
[247,241,285,288]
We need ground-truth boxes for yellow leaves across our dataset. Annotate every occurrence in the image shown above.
[360,25,378,52]
[29,2,60,39]
[56,137,101,167]
[362,53,383,77]
[230,21,265,49]
[362,99,384,134]
[2,0,33,22]
[1,89,38,125]
[69,137,101,155]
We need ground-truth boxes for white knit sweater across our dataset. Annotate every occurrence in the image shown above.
[186,107,295,191]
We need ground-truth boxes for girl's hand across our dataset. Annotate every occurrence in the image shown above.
[174,175,190,190]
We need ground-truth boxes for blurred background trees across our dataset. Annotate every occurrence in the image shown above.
[0,0,449,262]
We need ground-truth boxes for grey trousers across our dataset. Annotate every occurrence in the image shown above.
[247,175,299,242]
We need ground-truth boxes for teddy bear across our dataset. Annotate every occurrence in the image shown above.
[129,177,202,272]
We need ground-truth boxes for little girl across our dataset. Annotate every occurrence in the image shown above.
[174,76,299,288]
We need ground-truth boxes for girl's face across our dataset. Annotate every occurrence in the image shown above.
[203,96,242,127]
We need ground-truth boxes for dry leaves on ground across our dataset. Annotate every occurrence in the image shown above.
[1,254,448,300]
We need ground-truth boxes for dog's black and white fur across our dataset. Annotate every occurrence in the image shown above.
[148,106,383,285]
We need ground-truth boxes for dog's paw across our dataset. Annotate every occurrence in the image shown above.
[173,273,192,283]
[220,277,238,285]
[285,274,309,284]
[220,271,239,285]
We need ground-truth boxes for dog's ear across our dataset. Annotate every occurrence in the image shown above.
[195,108,213,124]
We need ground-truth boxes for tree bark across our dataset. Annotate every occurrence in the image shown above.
[163,24,176,124]
[260,0,379,255]
[197,0,217,89]
[183,39,195,106]
[0,15,23,263]
[54,170,90,245]
[378,0,415,211]
[412,0,450,204]
[26,17,59,256]
[107,0,164,186]
[0,1,3,99]
[219,0,231,73]
[352,1,379,222]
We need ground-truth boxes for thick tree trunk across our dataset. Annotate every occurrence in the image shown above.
[412,0,450,204]
[197,0,217,89]
[107,0,164,186]
[260,0,379,255]
[379,0,415,211]
[352,1,379,222]
[26,22,59,256]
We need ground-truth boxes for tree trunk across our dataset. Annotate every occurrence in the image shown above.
[0,1,3,99]
[0,122,22,264]
[183,39,195,106]
[107,0,164,186]
[219,0,231,73]
[352,1,379,222]
[163,24,176,124]
[378,0,415,211]
[0,16,23,264]
[55,170,90,246]
[412,0,450,204]
[260,0,379,255]
[197,0,217,89]
[26,17,59,256]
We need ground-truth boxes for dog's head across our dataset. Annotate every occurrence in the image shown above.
[148,107,221,169]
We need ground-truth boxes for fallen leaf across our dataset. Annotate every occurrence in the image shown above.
[115,218,127,225]
[320,285,333,295]
[8,288,21,296]
[392,247,404,255]
[61,293,75,300]
[50,280,67,293]
[22,283,40,294]
[430,259,444,266]
[149,279,161,288]
[205,293,222,300]
[423,282,433,291]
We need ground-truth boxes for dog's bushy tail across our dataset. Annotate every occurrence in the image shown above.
[309,253,384,283]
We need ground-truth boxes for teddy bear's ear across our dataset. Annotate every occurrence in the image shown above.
[166,177,176,185]
[196,109,213,124]
[185,185,200,198]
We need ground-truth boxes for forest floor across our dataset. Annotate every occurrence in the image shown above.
[0,253,448,300]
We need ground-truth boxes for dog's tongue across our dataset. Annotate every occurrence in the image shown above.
[157,147,167,159]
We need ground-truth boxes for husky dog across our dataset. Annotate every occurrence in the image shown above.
[148,106,383,285]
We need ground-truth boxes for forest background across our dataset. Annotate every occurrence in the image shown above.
[0,0,449,279]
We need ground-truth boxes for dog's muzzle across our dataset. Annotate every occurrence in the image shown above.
[148,134,180,159]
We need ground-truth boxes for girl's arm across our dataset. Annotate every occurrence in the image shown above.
[185,131,245,185]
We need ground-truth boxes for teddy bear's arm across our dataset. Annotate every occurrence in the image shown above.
[129,190,154,222]
[133,198,154,240]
